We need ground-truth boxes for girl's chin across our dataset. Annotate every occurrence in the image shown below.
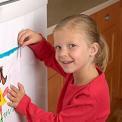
[63,68,74,73]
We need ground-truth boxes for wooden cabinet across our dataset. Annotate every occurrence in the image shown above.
[120,0,122,99]
[91,2,122,121]
[48,71,64,112]
[91,1,121,105]
[103,26,120,99]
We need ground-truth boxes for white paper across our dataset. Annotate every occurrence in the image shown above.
[0,3,47,122]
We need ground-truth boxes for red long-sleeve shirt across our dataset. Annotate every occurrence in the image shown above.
[15,38,110,122]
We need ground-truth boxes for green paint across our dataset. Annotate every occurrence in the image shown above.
[0,118,3,122]
[0,114,3,122]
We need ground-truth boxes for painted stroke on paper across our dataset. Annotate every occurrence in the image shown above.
[0,47,18,122]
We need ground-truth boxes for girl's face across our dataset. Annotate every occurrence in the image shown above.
[54,28,96,74]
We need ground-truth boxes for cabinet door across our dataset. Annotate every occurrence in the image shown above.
[91,2,121,113]
[48,73,64,112]
[120,0,122,99]
[102,26,121,102]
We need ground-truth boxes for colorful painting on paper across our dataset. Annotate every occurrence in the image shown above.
[0,48,20,122]
[0,45,46,122]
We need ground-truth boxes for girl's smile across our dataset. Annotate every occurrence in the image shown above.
[59,59,75,72]
[60,60,74,64]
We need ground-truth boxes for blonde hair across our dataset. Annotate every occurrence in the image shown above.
[53,14,109,72]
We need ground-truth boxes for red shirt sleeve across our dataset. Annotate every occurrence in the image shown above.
[15,94,97,122]
[29,37,66,77]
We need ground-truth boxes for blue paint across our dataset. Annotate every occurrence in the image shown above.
[0,47,18,59]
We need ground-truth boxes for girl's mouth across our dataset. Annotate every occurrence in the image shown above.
[61,60,74,64]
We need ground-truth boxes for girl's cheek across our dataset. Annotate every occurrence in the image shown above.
[55,54,59,61]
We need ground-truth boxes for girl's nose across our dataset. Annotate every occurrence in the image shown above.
[58,49,68,58]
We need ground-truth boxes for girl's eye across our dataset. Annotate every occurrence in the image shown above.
[68,44,76,49]
[54,45,61,50]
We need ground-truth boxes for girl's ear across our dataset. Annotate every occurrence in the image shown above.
[89,42,99,56]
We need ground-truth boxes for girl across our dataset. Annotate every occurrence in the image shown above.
[7,14,110,122]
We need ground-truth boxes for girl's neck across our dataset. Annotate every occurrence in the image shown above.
[73,65,99,86]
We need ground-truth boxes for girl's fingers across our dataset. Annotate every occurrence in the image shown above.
[7,94,17,102]
[7,102,12,107]
[8,89,17,97]
[18,29,26,40]
[22,38,33,46]
[10,84,19,93]
[19,33,30,46]
[7,102,17,108]
[18,29,31,40]
[17,29,42,46]
[18,29,32,46]
[18,82,24,91]
[7,83,25,108]
[18,30,27,45]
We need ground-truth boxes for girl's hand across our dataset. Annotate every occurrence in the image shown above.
[18,29,42,46]
[7,82,25,108]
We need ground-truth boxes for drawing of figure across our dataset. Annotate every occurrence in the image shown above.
[0,66,8,122]
[0,67,7,85]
